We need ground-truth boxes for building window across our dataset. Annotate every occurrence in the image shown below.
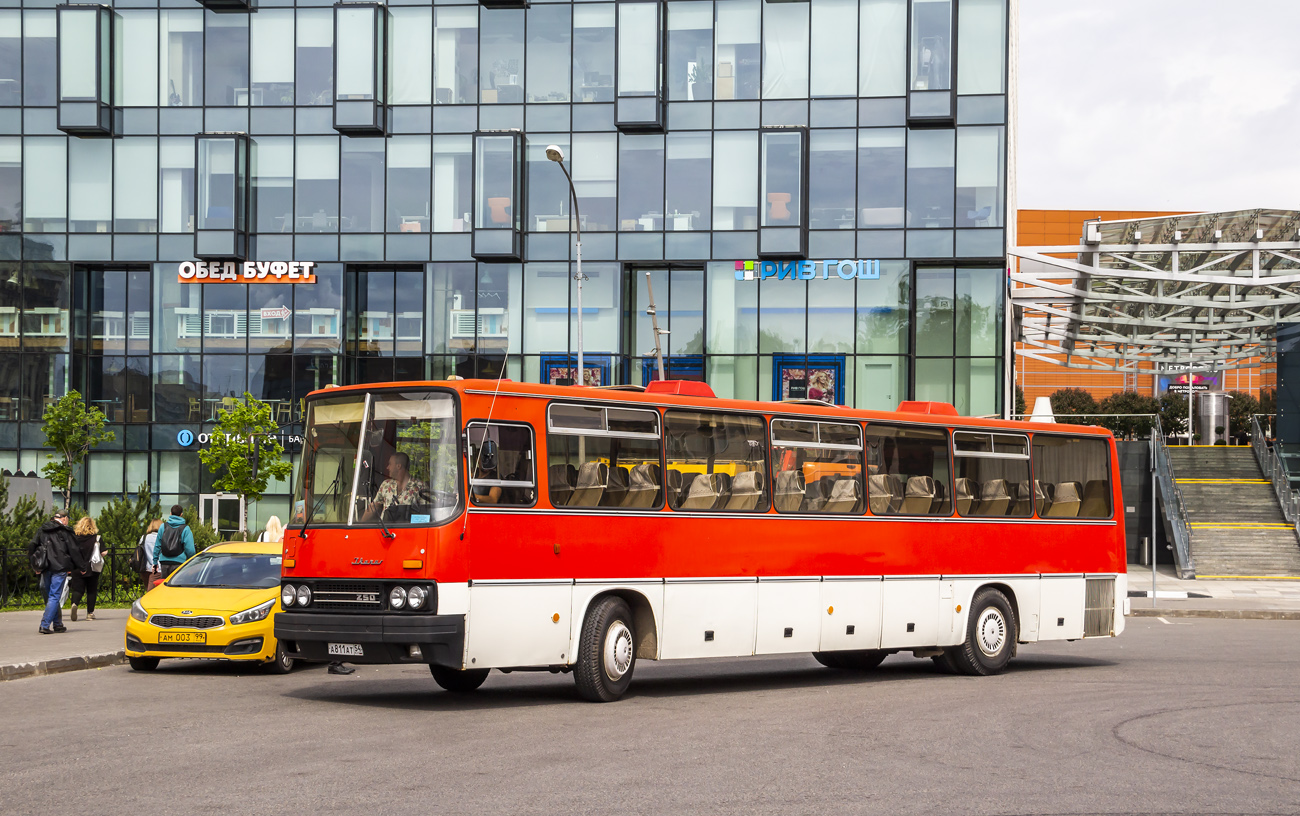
[160,10,202,107]
[712,130,757,230]
[956,0,1006,95]
[908,0,954,122]
[955,126,1004,228]
[160,137,195,234]
[616,0,665,130]
[759,127,808,258]
[387,136,432,234]
[479,8,524,105]
[472,131,523,259]
[810,0,857,98]
[389,7,432,106]
[295,136,339,233]
[808,130,855,230]
[667,1,712,102]
[715,0,760,101]
[334,2,386,134]
[297,9,334,106]
[24,11,57,107]
[114,10,158,108]
[432,135,472,233]
[435,7,477,105]
[526,3,571,103]
[56,4,111,134]
[761,1,809,100]
[195,133,250,260]
[114,139,158,233]
[204,10,248,107]
[665,132,711,231]
[573,4,614,104]
[251,9,295,106]
[906,128,954,228]
[340,137,385,233]
[618,134,665,232]
[0,11,20,107]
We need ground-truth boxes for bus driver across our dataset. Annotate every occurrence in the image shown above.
[362,451,427,521]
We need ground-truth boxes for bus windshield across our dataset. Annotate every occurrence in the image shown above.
[292,391,460,527]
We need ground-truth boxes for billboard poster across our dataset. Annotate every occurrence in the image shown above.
[1160,372,1220,394]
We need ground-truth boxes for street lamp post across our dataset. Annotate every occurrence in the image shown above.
[546,144,585,385]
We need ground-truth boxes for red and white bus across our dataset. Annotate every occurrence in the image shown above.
[276,379,1126,701]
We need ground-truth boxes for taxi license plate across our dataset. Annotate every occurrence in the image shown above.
[328,643,364,656]
[159,631,206,644]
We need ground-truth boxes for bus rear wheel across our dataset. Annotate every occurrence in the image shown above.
[575,596,636,702]
[430,665,490,692]
[947,588,1016,676]
[814,650,887,670]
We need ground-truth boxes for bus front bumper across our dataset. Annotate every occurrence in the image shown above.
[274,612,466,667]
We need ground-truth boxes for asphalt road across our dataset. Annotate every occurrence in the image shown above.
[3,618,1299,816]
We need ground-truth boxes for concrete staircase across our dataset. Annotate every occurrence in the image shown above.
[1166,447,1300,577]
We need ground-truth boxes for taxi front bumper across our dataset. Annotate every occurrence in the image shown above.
[275,612,466,667]
[124,617,278,662]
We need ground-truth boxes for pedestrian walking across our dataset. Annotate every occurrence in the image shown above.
[27,510,86,634]
[132,519,162,589]
[153,505,196,581]
[257,516,284,543]
[69,517,105,621]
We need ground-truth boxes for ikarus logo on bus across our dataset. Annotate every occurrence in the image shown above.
[734,259,882,281]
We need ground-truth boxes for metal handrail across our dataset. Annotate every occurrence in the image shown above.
[1250,414,1300,536]
[1150,416,1195,578]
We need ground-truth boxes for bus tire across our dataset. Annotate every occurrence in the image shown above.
[931,650,959,674]
[574,596,636,702]
[430,665,490,693]
[949,588,1016,676]
[813,651,846,669]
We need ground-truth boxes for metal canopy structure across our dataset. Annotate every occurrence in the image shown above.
[1010,209,1300,375]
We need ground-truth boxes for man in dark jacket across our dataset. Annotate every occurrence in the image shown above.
[28,510,86,634]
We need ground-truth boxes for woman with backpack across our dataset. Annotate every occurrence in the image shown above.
[136,519,162,589]
[153,505,196,581]
[69,517,105,621]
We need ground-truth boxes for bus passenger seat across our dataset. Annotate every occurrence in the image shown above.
[568,462,609,507]
[666,469,683,506]
[725,470,763,511]
[932,478,950,514]
[977,479,1011,516]
[674,472,701,509]
[1013,480,1033,516]
[774,470,806,513]
[1045,481,1081,517]
[1034,479,1053,516]
[682,473,722,510]
[711,473,733,510]
[804,478,832,512]
[822,479,860,513]
[549,464,575,507]
[1080,479,1110,517]
[868,473,902,515]
[624,463,660,507]
[601,466,630,506]
[955,477,978,515]
[902,476,936,514]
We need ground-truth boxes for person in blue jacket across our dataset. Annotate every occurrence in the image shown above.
[153,505,197,581]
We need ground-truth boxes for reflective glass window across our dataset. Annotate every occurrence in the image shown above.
[340,137,385,233]
[294,263,344,354]
[114,10,158,108]
[859,0,905,97]
[196,137,236,231]
[667,1,712,102]
[160,137,195,233]
[915,266,953,356]
[864,424,951,515]
[434,7,477,105]
[250,9,294,106]
[956,266,1001,356]
[527,3,570,103]
[715,0,760,100]
[253,137,294,234]
[526,134,570,232]
[760,130,804,228]
[571,132,617,231]
[248,281,294,355]
[856,128,903,228]
[953,430,1029,517]
[665,132,711,231]
[772,420,863,514]
[387,136,431,233]
[390,7,432,105]
[204,11,248,106]
[761,1,808,99]
[296,9,333,106]
[911,0,951,92]
[808,274,855,353]
[0,138,16,231]
[24,11,56,107]
[160,10,202,107]
[856,259,909,354]
[468,422,536,506]
[432,135,472,232]
[619,134,665,230]
[956,126,1004,227]
[573,4,614,103]
[295,137,340,230]
[1032,436,1113,519]
[68,138,111,233]
[427,262,475,354]
[58,7,102,102]
[664,411,767,512]
[617,2,659,99]
[24,263,72,354]
[758,274,805,353]
[0,11,19,106]
[712,130,757,230]
[114,138,158,233]
[810,0,856,97]
[479,9,524,105]
[336,5,379,103]
[23,353,69,421]
[906,128,954,228]
[474,134,518,230]
[23,137,65,233]
[809,130,855,230]
[957,0,1006,95]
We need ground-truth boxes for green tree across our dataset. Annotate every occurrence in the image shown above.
[41,391,115,509]
[0,476,52,603]
[95,482,162,551]
[1096,391,1159,440]
[198,393,293,533]
[1260,388,1277,416]
[1049,388,1098,417]
[180,505,221,551]
[1226,390,1260,439]
[1014,386,1027,417]
[1159,393,1190,442]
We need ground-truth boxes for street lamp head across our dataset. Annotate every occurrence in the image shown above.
[545,144,565,163]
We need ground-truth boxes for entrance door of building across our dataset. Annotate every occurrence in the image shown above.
[200,493,246,540]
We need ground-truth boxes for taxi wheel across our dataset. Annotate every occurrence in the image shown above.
[264,641,295,674]
[430,665,490,692]
[128,656,159,672]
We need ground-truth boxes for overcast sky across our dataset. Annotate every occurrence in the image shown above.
[1017,0,1300,212]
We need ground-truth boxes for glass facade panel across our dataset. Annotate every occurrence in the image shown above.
[619,134,665,230]
[906,127,953,228]
[253,137,294,234]
[572,132,616,231]
[295,137,340,230]
[955,125,1004,228]
[434,6,477,106]
[911,0,951,92]
[197,138,235,231]
[0,11,19,107]
[160,10,203,108]
[0,138,18,231]
[387,136,431,233]
[617,2,658,98]
[957,0,1006,95]
[475,134,518,231]
[761,2,808,100]
[251,9,295,106]
[667,1,712,102]
[526,133,570,232]
[859,0,905,97]
[665,132,711,231]
[715,0,759,101]
[527,3,570,103]
[24,11,56,108]
[115,11,158,108]
[760,130,803,228]
[432,135,472,232]
[24,137,67,233]
[810,0,857,98]
[390,8,433,106]
[809,129,855,230]
[915,266,953,356]
[480,9,524,105]
[114,139,158,233]
[58,8,99,101]
[713,130,757,230]
[204,11,248,107]
[857,128,904,228]
[341,137,385,233]
[297,9,333,106]
[160,137,195,234]
[69,138,111,233]
[573,4,614,104]
[336,5,378,102]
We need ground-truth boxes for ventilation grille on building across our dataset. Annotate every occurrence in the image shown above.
[1084,578,1115,637]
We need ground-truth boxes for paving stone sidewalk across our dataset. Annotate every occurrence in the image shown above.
[0,607,127,681]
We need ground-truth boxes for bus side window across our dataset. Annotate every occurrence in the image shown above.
[1031,435,1112,519]
[665,411,769,512]
[953,431,1031,518]
[468,422,537,507]
[863,425,951,515]
[771,419,863,515]
[546,404,662,509]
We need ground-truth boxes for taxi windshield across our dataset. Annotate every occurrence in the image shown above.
[167,553,283,589]
[292,391,460,528]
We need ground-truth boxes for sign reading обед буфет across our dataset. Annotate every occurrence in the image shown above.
[177,261,318,284]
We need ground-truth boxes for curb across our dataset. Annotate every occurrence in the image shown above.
[0,651,126,682]
[1128,608,1300,621]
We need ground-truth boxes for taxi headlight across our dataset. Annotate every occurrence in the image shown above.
[281,585,296,608]
[407,585,427,610]
[296,585,312,607]
[130,600,148,622]
[230,599,276,626]
[389,585,407,610]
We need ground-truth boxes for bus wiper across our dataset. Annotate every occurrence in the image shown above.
[299,455,344,539]
[376,510,396,540]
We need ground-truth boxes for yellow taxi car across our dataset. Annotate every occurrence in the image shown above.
[125,541,293,673]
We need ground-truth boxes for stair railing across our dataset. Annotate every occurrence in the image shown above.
[1151,416,1195,578]
[1250,413,1300,535]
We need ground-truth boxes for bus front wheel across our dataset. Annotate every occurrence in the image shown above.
[430,664,490,692]
[575,596,636,702]
[947,588,1016,676]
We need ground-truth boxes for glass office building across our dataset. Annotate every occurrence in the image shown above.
[0,0,1011,526]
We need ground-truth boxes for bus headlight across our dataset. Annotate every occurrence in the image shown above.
[282,585,296,607]
[296,585,312,607]
[389,586,407,610]
[407,585,427,610]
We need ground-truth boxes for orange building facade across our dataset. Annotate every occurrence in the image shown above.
[1014,209,1273,408]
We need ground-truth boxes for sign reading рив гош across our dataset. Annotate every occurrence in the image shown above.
[177,261,318,284]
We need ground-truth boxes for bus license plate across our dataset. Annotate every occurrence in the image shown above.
[159,632,206,644]
[328,643,364,656]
